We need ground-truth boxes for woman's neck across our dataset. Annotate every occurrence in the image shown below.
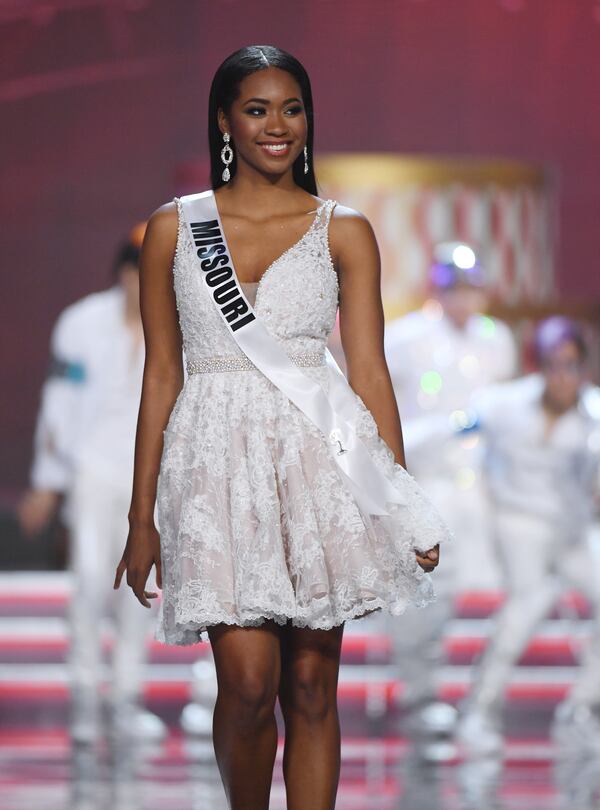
[218,167,304,211]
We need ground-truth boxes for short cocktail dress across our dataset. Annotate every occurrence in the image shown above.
[156,196,451,645]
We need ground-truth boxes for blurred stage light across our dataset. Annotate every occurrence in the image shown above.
[452,244,477,270]
[422,298,444,321]
[481,315,497,338]
[420,370,443,395]
[449,410,471,430]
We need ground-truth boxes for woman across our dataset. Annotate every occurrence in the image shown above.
[115,45,448,810]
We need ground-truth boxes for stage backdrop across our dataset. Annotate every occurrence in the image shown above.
[3,0,600,492]
[316,154,555,319]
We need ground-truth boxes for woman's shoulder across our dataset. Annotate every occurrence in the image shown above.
[146,199,179,237]
[330,201,368,223]
[149,198,179,224]
[329,201,376,246]
[139,199,181,258]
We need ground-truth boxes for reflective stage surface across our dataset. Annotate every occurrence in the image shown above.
[1,573,599,810]
[2,731,586,810]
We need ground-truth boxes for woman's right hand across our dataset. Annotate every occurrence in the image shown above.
[415,544,440,573]
[114,521,162,608]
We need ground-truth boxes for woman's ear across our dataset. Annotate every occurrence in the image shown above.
[217,108,229,136]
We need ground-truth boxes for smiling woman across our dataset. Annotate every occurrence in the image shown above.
[207,46,317,196]
[114,44,449,810]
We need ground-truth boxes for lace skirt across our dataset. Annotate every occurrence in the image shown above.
[155,366,451,645]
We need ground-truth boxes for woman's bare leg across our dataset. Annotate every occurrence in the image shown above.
[207,621,282,810]
[277,622,345,810]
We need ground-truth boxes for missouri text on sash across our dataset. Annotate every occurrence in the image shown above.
[190,218,256,332]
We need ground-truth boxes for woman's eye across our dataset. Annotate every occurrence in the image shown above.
[244,104,303,117]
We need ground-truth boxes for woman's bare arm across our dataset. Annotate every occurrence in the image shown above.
[331,206,439,571]
[114,202,183,605]
[332,207,406,465]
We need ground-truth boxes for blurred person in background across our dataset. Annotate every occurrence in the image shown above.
[18,226,167,746]
[457,317,600,757]
[383,242,517,757]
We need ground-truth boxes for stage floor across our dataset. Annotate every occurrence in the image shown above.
[1,572,599,810]
[0,730,566,810]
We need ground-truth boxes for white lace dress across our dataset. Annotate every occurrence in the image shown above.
[155,196,451,645]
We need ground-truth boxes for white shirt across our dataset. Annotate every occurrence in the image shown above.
[384,305,517,421]
[474,375,600,534]
[31,286,144,491]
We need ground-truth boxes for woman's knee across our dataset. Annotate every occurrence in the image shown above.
[282,664,337,723]
[215,663,280,728]
[214,673,278,735]
[236,669,278,708]
[209,623,281,721]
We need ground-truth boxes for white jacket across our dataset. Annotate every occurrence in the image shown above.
[474,374,600,534]
[30,286,144,492]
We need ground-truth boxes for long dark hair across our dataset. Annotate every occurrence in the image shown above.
[208,45,318,195]
[111,240,141,278]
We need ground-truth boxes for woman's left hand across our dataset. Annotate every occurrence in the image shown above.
[415,544,440,573]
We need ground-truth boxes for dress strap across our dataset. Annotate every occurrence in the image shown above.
[172,196,187,267]
[313,200,337,260]
[312,199,337,234]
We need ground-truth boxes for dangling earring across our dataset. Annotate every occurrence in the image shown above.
[303,145,309,175]
[221,132,233,182]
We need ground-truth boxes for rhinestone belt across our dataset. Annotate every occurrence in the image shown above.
[187,351,325,374]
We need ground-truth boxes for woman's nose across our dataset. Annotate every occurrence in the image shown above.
[264,112,289,135]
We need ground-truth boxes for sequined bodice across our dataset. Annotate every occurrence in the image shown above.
[173,197,339,365]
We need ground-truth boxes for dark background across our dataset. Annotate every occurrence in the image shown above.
[2,0,600,490]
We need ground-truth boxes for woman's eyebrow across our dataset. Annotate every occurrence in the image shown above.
[242,96,302,105]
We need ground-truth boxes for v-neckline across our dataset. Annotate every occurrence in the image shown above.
[213,195,328,294]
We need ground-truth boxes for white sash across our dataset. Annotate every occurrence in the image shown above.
[180,190,406,517]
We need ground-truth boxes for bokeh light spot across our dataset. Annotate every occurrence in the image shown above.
[452,244,476,269]
[481,315,497,338]
[420,370,443,394]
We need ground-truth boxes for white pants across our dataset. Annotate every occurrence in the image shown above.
[388,471,497,707]
[470,510,600,712]
[67,464,156,732]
